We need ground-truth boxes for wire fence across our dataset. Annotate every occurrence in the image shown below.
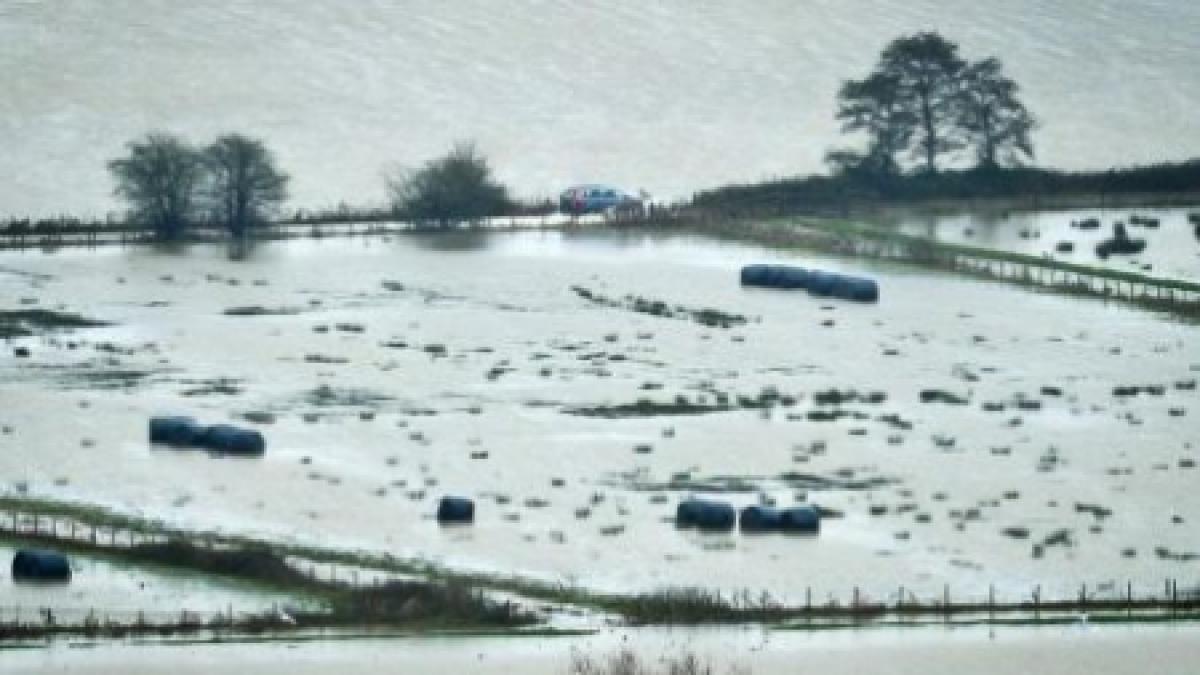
[3,506,1199,632]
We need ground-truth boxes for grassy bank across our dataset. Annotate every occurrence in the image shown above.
[692,160,1200,217]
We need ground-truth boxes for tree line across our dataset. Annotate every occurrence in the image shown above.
[109,134,514,240]
[47,31,1196,238]
[109,133,289,241]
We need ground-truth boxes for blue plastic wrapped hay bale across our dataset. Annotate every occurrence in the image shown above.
[12,549,71,582]
[741,264,809,289]
[739,505,782,532]
[676,498,736,531]
[739,264,772,287]
[148,416,206,447]
[779,505,821,533]
[774,266,810,289]
[437,496,475,523]
[831,276,879,303]
[199,424,266,455]
[676,499,703,526]
[805,271,840,297]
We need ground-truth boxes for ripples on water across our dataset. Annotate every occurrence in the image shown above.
[1,1,1198,215]
[1,231,1197,602]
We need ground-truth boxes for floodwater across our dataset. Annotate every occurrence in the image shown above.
[4,623,1200,675]
[1,230,1196,607]
[0,545,309,622]
[872,206,1200,283]
[2,1,1200,216]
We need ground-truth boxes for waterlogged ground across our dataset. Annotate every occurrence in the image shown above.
[0,545,306,622]
[5,624,1200,675]
[872,206,1200,283]
[0,229,1197,606]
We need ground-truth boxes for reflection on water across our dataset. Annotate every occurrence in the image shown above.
[870,206,1200,282]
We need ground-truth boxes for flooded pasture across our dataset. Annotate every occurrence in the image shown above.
[1,228,1197,606]
[0,544,308,622]
[4,623,1200,675]
[873,206,1200,283]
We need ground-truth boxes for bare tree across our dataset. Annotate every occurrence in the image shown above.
[108,133,203,240]
[387,142,511,227]
[203,134,289,237]
[958,58,1036,168]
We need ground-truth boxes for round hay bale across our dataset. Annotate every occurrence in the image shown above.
[779,505,821,533]
[199,424,266,455]
[149,416,206,447]
[12,549,71,582]
[436,496,475,523]
[739,505,782,532]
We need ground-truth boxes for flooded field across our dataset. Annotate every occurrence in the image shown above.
[873,206,1200,282]
[1,228,1197,606]
[4,623,1200,675]
[0,544,308,621]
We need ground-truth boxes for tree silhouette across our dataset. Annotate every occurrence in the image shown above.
[108,133,203,241]
[830,32,1036,175]
[832,72,915,176]
[958,58,1036,168]
[878,32,967,173]
[387,142,511,227]
[203,134,289,237]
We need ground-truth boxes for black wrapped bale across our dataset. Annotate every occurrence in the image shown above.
[149,416,206,447]
[806,271,839,297]
[12,549,71,582]
[676,499,703,526]
[779,506,821,533]
[739,505,782,532]
[774,266,810,289]
[199,424,266,455]
[436,496,475,523]
[740,264,772,286]
[676,499,735,531]
[741,264,809,289]
[831,276,879,303]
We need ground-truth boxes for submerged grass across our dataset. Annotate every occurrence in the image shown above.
[0,309,112,339]
[693,216,1200,320]
[6,495,1200,631]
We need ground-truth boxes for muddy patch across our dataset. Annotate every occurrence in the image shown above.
[571,285,750,329]
[0,308,111,338]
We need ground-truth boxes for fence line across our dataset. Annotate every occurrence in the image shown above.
[696,217,1200,315]
[3,507,1198,630]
